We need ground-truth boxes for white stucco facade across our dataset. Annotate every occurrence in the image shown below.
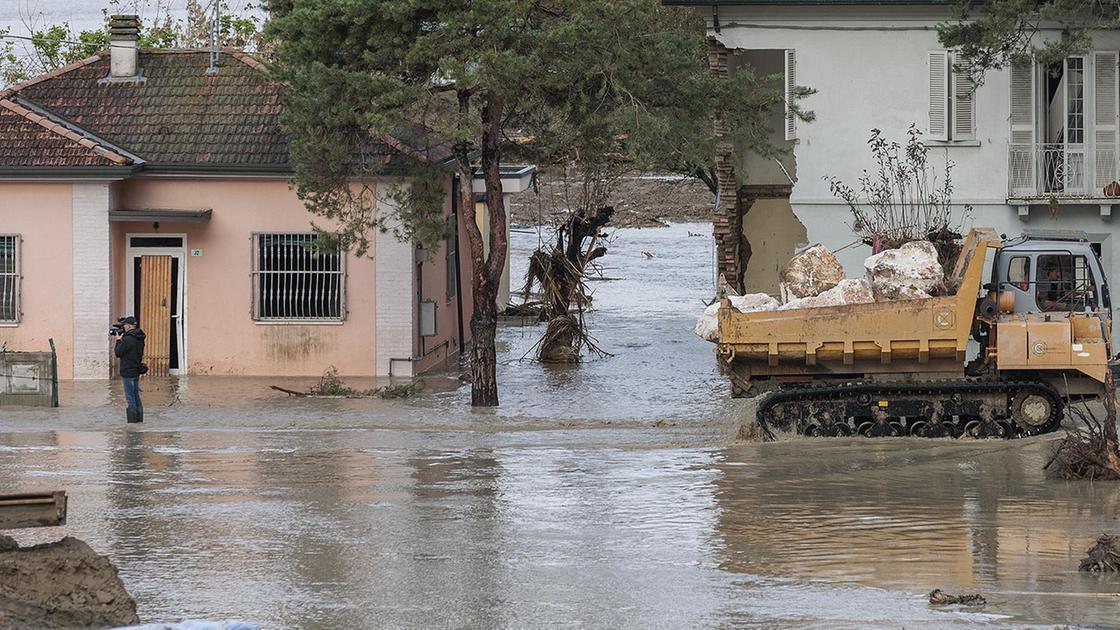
[701,3,1120,326]
[71,182,112,379]
[374,183,417,378]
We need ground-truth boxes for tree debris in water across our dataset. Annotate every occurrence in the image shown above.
[520,204,614,363]
[501,301,548,320]
[1044,393,1120,481]
[1079,534,1120,572]
[927,589,986,606]
[271,366,423,399]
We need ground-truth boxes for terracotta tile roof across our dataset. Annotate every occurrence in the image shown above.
[0,48,452,173]
[0,99,132,167]
[11,49,289,168]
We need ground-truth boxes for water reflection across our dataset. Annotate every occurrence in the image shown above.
[713,437,1120,626]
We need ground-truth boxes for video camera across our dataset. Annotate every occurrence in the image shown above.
[109,317,129,337]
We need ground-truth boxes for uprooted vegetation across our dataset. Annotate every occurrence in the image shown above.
[271,367,423,399]
[826,125,969,274]
[1044,381,1120,481]
[1079,534,1120,572]
[510,168,616,363]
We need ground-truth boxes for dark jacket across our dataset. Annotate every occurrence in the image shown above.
[114,328,146,378]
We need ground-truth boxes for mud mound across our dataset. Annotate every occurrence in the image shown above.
[0,535,139,629]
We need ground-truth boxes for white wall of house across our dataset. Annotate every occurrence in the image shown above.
[707,5,1120,333]
[71,182,112,379]
[375,182,417,378]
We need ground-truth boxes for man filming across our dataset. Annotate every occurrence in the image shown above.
[113,316,146,423]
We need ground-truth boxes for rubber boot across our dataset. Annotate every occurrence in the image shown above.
[126,407,140,423]
[136,401,144,423]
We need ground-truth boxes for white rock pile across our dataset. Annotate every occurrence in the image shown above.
[864,240,943,301]
[778,278,874,310]
[694,293,781,342]
[694,239,949,342]
[779,244,846,301]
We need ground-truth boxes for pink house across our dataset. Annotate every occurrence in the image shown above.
[0,21,530,380]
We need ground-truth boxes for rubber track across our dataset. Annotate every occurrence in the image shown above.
[756,379,1064,440]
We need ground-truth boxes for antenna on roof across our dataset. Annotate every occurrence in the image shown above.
[207,0,221,74]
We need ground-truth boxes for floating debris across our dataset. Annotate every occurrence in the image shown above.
[928,589,986,606]
[1079,534,1120,572]
[271,366,423,400]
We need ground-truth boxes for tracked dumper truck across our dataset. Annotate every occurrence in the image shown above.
[718,228,1116,438]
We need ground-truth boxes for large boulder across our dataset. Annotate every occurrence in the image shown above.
[778,278,874,310]
[694,293,780,342]
[729,293,782,314]
[864,240,943,301]
[779,244,846,301]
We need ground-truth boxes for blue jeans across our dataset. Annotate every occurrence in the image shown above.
[123,377,142,410]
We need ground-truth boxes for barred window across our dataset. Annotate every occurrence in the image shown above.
[251,233,346,321]
[0,235,20,323]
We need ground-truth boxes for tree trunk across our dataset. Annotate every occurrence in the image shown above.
[470,297,499,406]
[461,93,507,407]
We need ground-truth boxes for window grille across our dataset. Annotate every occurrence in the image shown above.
[0,235,19,323]
[251,233,346,321]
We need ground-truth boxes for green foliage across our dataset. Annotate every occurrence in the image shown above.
[1,0,263,88]
[265,0,809,249]
[1,28,27,85]
[938,0,1117,71]
[826,125,968,248]
[309,366,423,398]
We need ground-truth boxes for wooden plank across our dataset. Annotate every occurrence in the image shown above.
[140,255,172,377]
[0,491,67,529]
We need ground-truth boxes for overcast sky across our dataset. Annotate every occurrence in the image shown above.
[0,0,263,40]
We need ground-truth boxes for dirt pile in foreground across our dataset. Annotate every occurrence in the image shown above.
[0,535,139,629]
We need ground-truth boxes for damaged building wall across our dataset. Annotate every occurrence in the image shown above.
[742,197,808,295]
[709,45,804,293]
[730,50,796,188]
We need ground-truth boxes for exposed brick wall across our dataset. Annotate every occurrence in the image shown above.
[708,37,744,294]
[71,183,111,379]
[741,184,793,201]
[374,184,416,377]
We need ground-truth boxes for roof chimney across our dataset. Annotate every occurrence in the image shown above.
[108,15,140,79]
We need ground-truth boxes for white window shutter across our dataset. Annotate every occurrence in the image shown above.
[784,49,797,141]
[927,50,949,141]
[1094,51,1119,192]
[951,58,976,139]
[1009,60,1036,196]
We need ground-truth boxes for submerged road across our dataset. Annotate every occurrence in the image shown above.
[2,223,1118,627]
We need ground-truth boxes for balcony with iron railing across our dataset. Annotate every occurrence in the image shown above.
[1008,143,1119,199]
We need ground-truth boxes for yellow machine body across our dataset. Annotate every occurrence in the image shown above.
[718,228,1111,389]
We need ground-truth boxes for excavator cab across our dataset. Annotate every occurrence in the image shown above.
[984,230,1114,386]
[992,230,1110,316]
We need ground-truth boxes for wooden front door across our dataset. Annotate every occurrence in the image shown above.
[139,255,173,376]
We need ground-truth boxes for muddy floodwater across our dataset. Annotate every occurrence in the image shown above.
[2,223,1119,628]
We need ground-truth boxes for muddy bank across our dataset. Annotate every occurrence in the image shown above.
[0,535,138,629]
[508,172,714,228]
